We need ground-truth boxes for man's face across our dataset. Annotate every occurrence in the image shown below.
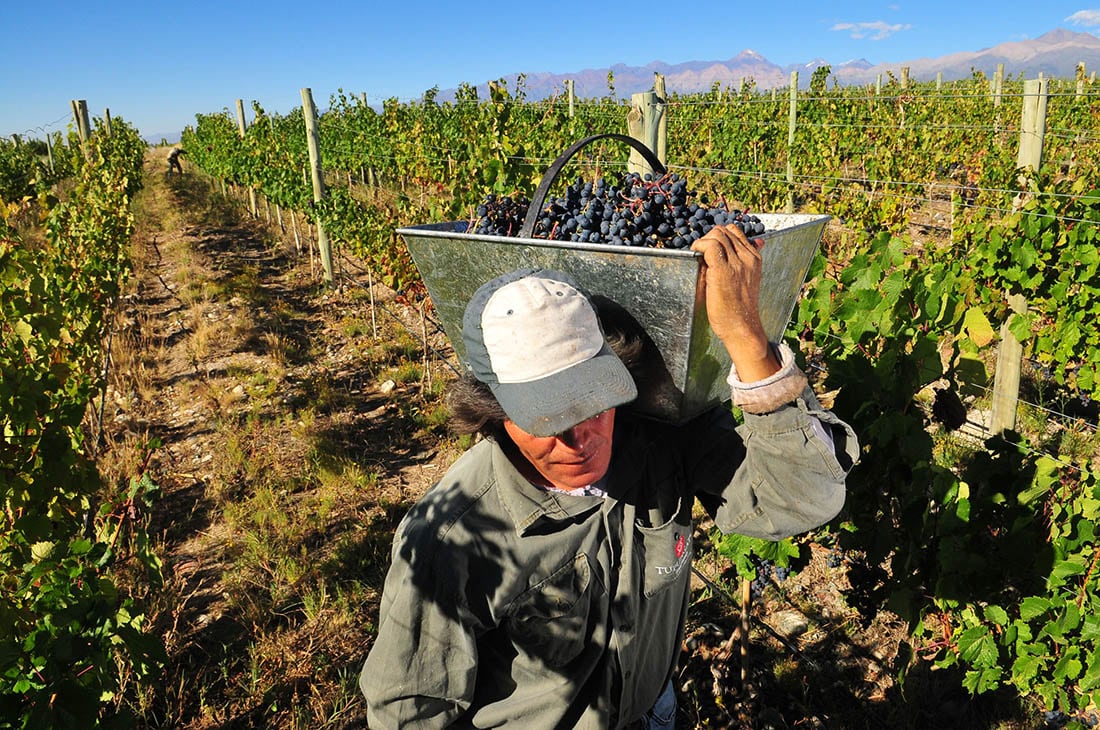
[503,409,616,491]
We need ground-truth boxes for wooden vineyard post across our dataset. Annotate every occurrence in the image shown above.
[654,74,667,166]
[786,71,798,214]
[627,89,665,175]
[358,92,371,185]
[45,132,55,173]
[291,208,302,255]
[368,267,378,339]
[421,301,431,393]
[71,99,91,156]
[236,99,258,217]
[566,79,575,118]
[267,116,285,232]
[103,108,112,136]
[77,100,91,143]
[301,87,334,284]
[627,99,644,175]
[990,77,1047,436]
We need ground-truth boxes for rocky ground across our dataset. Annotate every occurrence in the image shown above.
[101,149,1038,728]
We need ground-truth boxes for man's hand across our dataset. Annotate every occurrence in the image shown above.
[690,224,781,382]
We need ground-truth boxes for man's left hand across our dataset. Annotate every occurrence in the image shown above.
[690,224,780,382]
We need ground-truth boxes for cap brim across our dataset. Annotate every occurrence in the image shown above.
[491,343,637,437]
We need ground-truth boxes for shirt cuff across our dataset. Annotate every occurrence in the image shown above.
[727,342,809,414]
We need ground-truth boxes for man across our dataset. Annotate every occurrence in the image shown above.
[167,146,184,175]
[360,224,858,728]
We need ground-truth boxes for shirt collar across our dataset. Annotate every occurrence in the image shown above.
[489,417,649,536]
[489,438,605,536]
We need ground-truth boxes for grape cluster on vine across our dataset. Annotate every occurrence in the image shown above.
[470,172,765,249]
[1043,710,1100,729]
[748,557,790,599]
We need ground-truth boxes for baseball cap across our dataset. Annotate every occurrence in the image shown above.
[461,268,638,437]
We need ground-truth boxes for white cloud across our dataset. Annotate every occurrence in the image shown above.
[1066,9,1100,27]
[830,21,913,41]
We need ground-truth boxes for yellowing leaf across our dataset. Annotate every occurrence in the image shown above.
[963,307,996,348]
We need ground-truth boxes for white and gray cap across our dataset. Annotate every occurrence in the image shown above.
[461,268,638,437]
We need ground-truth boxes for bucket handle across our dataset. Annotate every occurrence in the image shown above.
[518,133,667,239]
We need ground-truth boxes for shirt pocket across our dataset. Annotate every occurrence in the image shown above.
[636,494,693,599]
[507,553,594,667]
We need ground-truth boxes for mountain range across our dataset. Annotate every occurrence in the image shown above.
[439,28,1100,101]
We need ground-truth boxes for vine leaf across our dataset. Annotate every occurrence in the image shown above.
[962,306,995,347]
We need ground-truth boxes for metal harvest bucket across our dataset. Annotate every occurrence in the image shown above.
[399,134,829,424]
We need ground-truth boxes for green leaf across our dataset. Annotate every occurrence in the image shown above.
[957,625,999,667]
[962,666,1002,694]
[983,605,1009,627]
[1082,650,1100,691]
[1018,457,1061,505]
[13,319,33,343]
[1052,559,1087,581]
[1020,597,1052,620]
[1007,313,1032,344]
[1011,654,1043,689]
[1054,651,1082,681]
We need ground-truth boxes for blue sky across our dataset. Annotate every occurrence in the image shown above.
[3,1,1100,141]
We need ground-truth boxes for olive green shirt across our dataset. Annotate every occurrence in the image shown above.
[361,389,856,728]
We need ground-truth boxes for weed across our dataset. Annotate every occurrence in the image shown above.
[382,334,421,362]
[388,362,423,385]
[340,316,373,338]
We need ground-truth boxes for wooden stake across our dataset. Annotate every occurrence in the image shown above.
[787,71,798,214]
[291,208,302,255]
[740,576,751,685]
[368,267,377,340]
[992,77,1047,435]
[301,87,334,283]
[45,132,55,173]
[421,300,431,393]
[236,99,258,217]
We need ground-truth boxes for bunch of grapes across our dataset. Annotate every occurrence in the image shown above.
[470,172,765,249]
[826,546,848,569]
[747,557,790,599]
[1042,710,1068,729]
[471,193,532,237]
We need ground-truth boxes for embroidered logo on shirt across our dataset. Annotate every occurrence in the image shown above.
[655,533,691,576]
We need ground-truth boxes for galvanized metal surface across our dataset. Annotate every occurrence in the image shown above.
[399,212,829,423]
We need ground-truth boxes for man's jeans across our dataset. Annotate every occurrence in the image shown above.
[641,680,676,729]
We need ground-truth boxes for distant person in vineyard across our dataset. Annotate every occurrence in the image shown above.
[360,224,858,728]
[166,146,184,175]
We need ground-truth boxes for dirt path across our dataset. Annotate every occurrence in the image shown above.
[104,151,458,728]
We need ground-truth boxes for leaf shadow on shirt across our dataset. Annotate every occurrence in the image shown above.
[382,477,613,726]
